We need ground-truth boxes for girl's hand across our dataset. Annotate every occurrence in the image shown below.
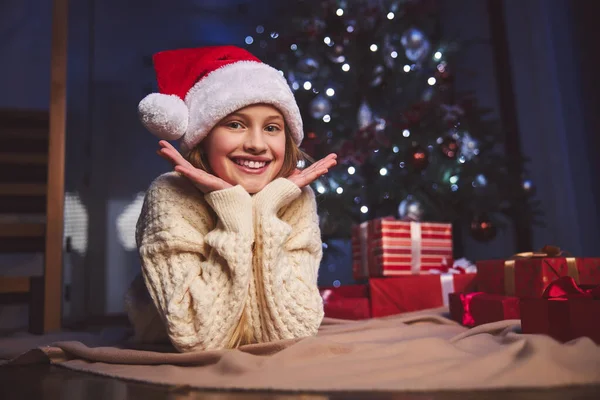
[157,140,232,193]
[288,153,337,189]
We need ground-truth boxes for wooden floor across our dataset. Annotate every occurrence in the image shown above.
[1,364,600,400]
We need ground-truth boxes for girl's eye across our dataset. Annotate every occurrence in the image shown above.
[227,122,243,129]
[265,125,281,133]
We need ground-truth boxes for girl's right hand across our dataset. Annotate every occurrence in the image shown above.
[157,140,232,194]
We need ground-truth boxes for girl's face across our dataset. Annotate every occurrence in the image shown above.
[203,104,286,194]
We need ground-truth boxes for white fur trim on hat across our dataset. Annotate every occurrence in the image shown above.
[181,61,304,154]
[138,93,189,141]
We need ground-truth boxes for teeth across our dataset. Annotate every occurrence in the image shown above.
[235,159,267,169]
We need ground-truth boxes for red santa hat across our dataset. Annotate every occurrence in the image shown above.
[138,45,304,154]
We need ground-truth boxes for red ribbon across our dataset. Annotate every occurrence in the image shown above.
[458,292,483,327]
[542,276,600,300]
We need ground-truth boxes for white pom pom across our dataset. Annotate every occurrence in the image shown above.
[138,93,189,140]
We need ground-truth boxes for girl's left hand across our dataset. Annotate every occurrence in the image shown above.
[157,140,232,193]
[288,153,337,189]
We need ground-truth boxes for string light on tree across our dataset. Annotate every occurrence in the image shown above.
[360,206,369,214]
[347,166,356,175]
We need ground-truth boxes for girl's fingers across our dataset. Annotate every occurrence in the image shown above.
[159,142,194,168]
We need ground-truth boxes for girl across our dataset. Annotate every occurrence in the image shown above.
[125,45,337,352]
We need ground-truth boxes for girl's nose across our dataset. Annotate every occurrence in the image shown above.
[243,127,267,153]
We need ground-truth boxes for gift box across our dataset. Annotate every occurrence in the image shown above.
[448,292,520,327]
[320,284,371,320]
[369,273,475,317]
[520,277,600,343]
[352,217,453,279]
[476,247,600,297]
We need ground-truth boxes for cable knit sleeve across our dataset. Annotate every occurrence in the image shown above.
[252,178,325,341]
[134,172,254,352]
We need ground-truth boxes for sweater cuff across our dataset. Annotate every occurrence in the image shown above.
[205,185,253,232]
[253,178,302,214]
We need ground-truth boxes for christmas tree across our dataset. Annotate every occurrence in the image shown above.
[244,0,538,246]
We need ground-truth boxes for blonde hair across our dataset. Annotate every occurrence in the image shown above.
[186,125,311,348]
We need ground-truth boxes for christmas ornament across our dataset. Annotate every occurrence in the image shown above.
[473,174,488,188]
[460,132,479,161]
[439,136,459,159]
[302,17,326,37]
[327,44,346,64]
[470,214,497,242]
[371,65,385,87]
[357,101,373,129]
[398,196,424,221]
[309,95,332,119]
[296,57,319,80]
[301,131,321,155]
[440,104,465,122]
[401,28,430,62]
[407,144,429,171]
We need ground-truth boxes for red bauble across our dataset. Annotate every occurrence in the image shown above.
[440,136,459,159]
[407,144,429,171]
[470,214,497,242]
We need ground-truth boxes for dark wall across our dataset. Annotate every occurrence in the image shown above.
[570,0,600,233]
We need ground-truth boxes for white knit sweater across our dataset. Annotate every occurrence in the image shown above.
[125,172,325,352]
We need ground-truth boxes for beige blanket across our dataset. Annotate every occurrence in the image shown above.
[1,309,600,392]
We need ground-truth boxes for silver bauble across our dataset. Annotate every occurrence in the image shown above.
[309,96,332,119]
[401,28,430,62]
[398,196,424,221]
[296,57,319,80]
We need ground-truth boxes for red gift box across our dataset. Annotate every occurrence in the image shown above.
[320,284,371,320]
[448,292,520,327]
[520,277,600,343]
[369,273,476,317]
[476,249,600,297]
[352,218,453,279]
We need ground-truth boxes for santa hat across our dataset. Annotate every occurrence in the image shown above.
[138,46,304,154]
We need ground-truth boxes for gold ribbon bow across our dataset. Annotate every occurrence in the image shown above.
[504,245,579,296]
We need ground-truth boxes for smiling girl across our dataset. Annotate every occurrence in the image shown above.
[125,46,337,352]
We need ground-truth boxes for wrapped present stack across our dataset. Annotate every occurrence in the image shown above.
[448,245,600,343]
[321,217,478,320]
